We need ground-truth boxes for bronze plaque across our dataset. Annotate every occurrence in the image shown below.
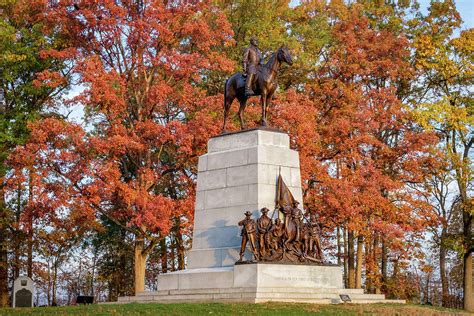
[15,288,32,307]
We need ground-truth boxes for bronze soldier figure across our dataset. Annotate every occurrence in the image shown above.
[269,217,284,250]
[256,207,272,258]
[308,213,323,260]
[291,201,303,242]
[238,211,259,262]
[242,36,263,96]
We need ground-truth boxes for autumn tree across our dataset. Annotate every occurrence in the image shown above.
[0,0,72,306]
[90,217,135,301]
[411,0,473,310]
[270,3,437,293]
[4,0,471,307]
[8,0,234,295]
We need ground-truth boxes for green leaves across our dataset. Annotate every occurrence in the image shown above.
[0,0,70,173]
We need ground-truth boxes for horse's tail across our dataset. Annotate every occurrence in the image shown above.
[222,78,230,132]
[224,78,228,109]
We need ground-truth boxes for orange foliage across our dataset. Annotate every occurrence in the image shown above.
[8,1,234,241]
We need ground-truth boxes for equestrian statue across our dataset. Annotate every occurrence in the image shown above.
[222,37,293,132]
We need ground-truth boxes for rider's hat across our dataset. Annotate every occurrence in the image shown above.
[244,211,252,216]
[260,207,269,214]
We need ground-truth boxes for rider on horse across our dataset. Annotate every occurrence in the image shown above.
[242,36,263,96]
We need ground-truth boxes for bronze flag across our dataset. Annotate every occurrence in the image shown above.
[275,174,296,209]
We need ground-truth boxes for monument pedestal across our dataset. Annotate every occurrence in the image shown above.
[188,128,303,269]
[118,262,404,304]
[117,129,405,305]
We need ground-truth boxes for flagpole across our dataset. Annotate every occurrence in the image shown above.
[272,166,282,220]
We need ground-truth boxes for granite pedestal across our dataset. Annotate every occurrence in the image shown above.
[117,128,405,305]
[189,128,303,269]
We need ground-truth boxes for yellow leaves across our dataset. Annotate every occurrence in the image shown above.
[466,198,474,216]
[451,28,474,78]
[414,36,460,81]
[413,22,473,85]
[0,51,26,63]
[414,34,436,65]
[414,97,473,132]
[457,28,474,52]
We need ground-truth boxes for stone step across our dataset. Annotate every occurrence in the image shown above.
[137,287,365,296]
[350,299,406,304]
[119,289,404,305]
[252,292,375,300]
[145,293,359,300]
[344,294,386,300]
[118,294,405,305]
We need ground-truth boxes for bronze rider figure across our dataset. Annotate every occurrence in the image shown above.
[242,36,263,97]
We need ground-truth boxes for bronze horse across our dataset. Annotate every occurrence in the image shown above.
[222,46,293,131]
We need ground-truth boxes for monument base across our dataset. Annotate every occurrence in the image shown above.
[117,263,405,304]
[115,129,405,305]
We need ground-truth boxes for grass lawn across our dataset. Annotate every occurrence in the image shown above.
[0,303,469,316]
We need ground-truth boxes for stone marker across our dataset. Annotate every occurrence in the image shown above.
[13,276,35,308]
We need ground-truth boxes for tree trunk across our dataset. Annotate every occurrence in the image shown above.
[174,221,185,271]
[91,248,97,297]
[27,171,33,278]
[337,226,342,266]
[13,186,21,280]
[52,262,58,306]
[347,230,355,288]
[134,237,147,295]
[170,240,176,272]
[381,237,388,293]
[13,236,19,280]
[440,229,449,307]
[343,226,348,288]
[464,251,473,312]
[373,235,381,294]
[365,236,373,293]
[0,186,8,307]
[462,196,473,311]
[160,238,168,273]
[27,230,33,278]
[47,260,51,306]
[355,235,363,289]
[425,273,430,304]
[455,134,473,312]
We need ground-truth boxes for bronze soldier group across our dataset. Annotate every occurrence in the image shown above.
[237,202,324,264]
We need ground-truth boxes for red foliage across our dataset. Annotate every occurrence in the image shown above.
[270,9,438,268]
[9,1,234,241]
